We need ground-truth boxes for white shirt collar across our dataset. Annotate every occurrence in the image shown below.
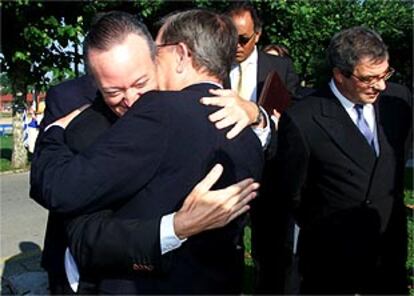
[329,78,355,111]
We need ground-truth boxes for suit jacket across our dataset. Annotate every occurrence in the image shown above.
[35,76,98,276]
[30,83,264,294]
[225,50,300,293]
[273,82,412,294]
[40,75,98,129]
[63,97,168,283]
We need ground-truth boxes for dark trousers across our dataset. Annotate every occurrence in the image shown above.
[48,272,74,295]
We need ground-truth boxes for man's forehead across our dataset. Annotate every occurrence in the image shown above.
[355,57,389,74]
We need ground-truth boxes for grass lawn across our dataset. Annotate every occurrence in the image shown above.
[0,135,13,171]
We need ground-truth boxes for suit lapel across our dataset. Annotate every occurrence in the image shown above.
[313,88,377,171]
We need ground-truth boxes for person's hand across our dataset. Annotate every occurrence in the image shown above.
[52,104,91,129]
[200,89,259,139]
[174,164,259,239]
[271,108,281,130]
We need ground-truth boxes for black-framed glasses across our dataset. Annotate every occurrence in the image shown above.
[238,33,255,46]
[349,67,395,86]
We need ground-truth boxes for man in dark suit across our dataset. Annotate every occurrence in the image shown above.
[220,4,300,293]
[31,10,263,294]
[273,26,412,294]
[32,12,261,294]
[227,3,299,97]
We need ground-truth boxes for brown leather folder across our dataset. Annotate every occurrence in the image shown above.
[257,70,291,114]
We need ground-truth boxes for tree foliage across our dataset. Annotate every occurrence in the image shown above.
[0,0,412,168]
[255,0,413,88]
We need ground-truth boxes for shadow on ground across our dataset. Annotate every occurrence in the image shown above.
[1,241,48,295]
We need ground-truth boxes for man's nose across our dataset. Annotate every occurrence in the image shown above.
[124,89,140,107]
[372,78,387,91]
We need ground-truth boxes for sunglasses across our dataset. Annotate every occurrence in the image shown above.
[238,33,255,46]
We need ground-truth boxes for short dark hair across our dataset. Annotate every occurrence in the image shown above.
[327,26,388,76]
[83,11,156,69]
[227,2,262,33]
[159,9,238,82]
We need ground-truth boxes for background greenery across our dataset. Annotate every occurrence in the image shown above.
[2,0,412,97]
[1,0,412,169]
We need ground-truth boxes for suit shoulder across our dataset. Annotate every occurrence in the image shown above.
[382,82,412,105]
[47,75,96,99]
[287,93,321,115]
[260,51,289,67]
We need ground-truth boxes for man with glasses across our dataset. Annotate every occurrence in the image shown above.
[32,9,263,294]
[271,26,412,294]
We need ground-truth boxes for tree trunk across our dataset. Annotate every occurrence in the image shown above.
[11,109,28,169]
[10,81,28,169]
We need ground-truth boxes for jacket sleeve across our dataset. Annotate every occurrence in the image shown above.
[64,210,172,278]
[30,93,169,215]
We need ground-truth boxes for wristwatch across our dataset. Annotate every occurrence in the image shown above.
[252,104,263,126]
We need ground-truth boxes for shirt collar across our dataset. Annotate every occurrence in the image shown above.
[329,78,357,111]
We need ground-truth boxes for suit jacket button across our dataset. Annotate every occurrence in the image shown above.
[364,199,372,205]
[146,265,154,271]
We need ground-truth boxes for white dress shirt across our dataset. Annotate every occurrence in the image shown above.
[329,79,379,155]
[229,47,271,148]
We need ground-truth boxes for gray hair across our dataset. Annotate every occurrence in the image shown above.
[159,9,238,82]
[327,26,388,76]
[84,11,156,70]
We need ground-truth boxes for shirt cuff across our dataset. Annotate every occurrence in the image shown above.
[252,106,271,149]
[160,213,187,255]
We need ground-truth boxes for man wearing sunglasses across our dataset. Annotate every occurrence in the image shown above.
[227,3,299,98]
[220,3,301,294]
[272,26,412,294]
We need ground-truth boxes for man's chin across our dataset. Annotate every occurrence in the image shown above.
[362,93,380,104]
[235,53,246,63]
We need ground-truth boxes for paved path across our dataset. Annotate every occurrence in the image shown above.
[0,171,49,294]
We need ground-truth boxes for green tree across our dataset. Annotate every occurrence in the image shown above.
[2,1,85,168]
[255,0,413,88]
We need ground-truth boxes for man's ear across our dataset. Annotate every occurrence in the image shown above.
[333,67,344,84]
[175,42,191,74]
[254,31,261,44]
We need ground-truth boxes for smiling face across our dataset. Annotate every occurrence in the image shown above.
[231,10,261,63]
[334,57,389,105]
[88,33,158,117]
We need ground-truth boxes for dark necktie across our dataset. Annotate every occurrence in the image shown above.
[354,104,375,150]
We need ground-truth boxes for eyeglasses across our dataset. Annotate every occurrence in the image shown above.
[156,42,179,50]
[238,33,255,46]
[349,67,395,86]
